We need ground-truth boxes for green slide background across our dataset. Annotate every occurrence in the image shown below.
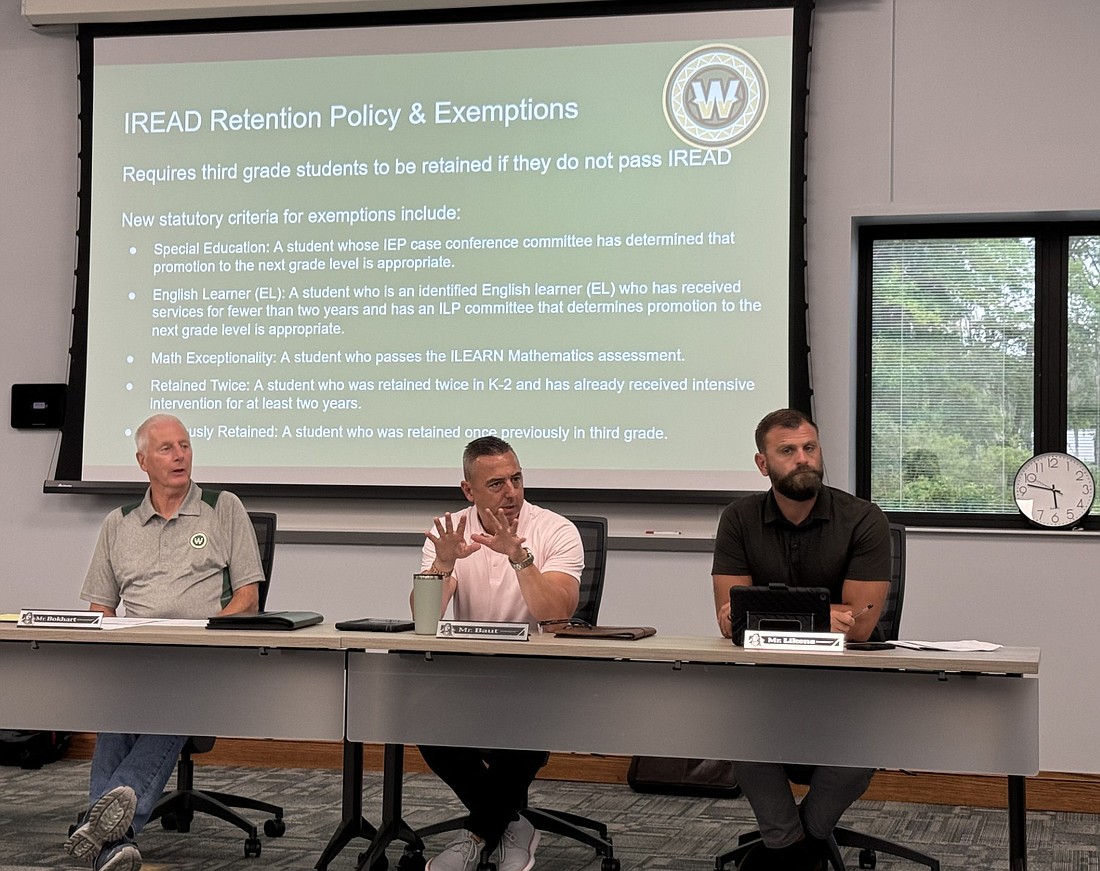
[85,18,793,489]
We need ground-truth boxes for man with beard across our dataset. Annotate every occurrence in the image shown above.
[711,408,890,871]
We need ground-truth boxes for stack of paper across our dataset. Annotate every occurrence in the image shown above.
[892,640,1002,652]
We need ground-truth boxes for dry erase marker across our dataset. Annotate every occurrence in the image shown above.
[849,603,874,619]
[644,530,682,535]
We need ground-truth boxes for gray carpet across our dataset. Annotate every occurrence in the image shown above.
[0,759,1093,870]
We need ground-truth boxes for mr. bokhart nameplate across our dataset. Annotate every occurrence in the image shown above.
[18,609,103,629]
[436,620,529,641]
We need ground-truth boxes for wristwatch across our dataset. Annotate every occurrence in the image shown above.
[509,547,535,571]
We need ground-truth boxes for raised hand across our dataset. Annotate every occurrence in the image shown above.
[471,507,527,562]
[426,512,481,568]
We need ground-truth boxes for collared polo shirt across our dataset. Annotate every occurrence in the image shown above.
[421,501,582,628]
[711,486,890,599]
[81,482,264,618]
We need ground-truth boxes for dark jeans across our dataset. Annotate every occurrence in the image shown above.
[418,746,549,850]
[89,733,187,835]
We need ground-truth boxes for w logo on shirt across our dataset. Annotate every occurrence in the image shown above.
[190,532,208,549]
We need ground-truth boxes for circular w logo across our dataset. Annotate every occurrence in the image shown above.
[664,45,769,148]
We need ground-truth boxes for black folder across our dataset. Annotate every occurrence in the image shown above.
[206,610,323,631]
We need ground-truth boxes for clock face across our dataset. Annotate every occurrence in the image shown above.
[1013,452,1095,528]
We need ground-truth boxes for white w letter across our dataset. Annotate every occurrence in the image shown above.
[690,78,740,120]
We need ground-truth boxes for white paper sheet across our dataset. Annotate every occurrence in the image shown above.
[892,639,1003,652]
[101,617,209,630]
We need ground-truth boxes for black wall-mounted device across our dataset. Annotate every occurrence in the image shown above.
[10,383,67,429]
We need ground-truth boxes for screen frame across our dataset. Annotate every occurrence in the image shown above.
[48,0,813,502]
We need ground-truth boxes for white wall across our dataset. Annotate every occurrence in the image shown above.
[801,0,1100,775]
[3,0,1100,772]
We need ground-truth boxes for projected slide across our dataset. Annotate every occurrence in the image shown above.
[81,8,796,492]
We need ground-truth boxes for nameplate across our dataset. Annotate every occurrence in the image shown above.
[744,630,844,652]
[18,609,103,629]
[437,620,529,641]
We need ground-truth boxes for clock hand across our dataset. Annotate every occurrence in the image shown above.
[1024,481,1061,508]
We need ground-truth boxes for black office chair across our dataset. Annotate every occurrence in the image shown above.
[411,515,619,871]
[147,511,286,858]
[716,523,941,871]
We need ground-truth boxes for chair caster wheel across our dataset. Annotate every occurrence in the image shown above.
[601,858,621,871]
[159,812,177,831]
[244,837,262,858]
[858,848,877,869]
[263,818,286,837]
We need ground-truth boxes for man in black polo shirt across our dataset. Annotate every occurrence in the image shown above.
[712,408,890,871]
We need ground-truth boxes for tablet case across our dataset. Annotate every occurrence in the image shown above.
[335,618,414,632]
[553,625,656,640]
[206,610,323,631]
[730,584,830,645]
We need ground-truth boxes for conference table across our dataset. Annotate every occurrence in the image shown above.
[0,622,346,739]
[0,623,1039,870]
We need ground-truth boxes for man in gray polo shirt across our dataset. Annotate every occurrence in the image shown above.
[712,408,890,871]
[65,414,263,871]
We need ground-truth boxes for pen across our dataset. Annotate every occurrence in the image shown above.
[850,603,873,619]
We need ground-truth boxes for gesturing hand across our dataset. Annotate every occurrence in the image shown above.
[426,512,481,566]
[471,507,527,562]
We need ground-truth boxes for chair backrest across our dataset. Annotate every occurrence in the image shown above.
[564,515,608,626]
[247,511,277,611]
[879,522,906,641]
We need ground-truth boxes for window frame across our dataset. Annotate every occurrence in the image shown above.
[856,219,1100,530]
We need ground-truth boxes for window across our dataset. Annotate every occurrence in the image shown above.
[1068,235,1100,484]
[857,222,1100,528]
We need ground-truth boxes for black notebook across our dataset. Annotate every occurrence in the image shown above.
[206,610,323,631]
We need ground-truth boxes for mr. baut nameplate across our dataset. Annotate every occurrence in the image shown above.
[436,620,529,641]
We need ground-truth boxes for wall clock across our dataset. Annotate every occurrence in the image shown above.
[1013,452,1095,528]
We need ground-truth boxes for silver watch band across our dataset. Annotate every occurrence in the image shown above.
[509,547,534,571]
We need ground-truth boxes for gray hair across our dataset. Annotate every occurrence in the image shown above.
[135,414,186,454]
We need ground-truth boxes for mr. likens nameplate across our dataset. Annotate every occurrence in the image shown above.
[744,630,843,652]
[436,620,529,641]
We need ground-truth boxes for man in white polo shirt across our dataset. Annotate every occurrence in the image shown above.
[65,414,263,871]
[418,436,583,871]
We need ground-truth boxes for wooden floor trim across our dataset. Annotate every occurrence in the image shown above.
[63,735,1100,814]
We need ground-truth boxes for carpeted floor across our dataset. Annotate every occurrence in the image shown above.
[0,759,1094,870]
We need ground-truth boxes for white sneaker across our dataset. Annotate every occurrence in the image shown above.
[95,841,142,871]
[426,831,485,871]
[64,786,137,861]
[495,815,540,871]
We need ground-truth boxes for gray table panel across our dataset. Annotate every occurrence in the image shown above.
[346,651,1038,775]
[0,640,345,739]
